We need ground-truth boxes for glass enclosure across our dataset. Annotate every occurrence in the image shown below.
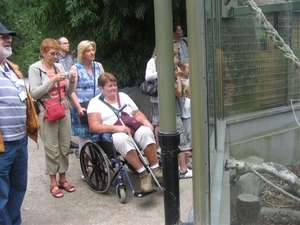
[206,0,300,224]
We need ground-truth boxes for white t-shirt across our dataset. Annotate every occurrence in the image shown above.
[181,97,190,119]
[87,92,139,125]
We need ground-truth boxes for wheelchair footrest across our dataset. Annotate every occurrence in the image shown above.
[134,189,157,198]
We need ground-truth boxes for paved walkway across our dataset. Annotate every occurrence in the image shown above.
[21,137,193,225]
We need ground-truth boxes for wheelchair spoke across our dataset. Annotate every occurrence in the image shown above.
[80,141,111,193]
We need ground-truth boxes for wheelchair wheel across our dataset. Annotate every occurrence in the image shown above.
[116,184,126,203]
[80,141,111,193]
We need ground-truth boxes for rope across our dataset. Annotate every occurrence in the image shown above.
[244,0,300,70]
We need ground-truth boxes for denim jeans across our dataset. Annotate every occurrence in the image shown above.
[0,135,28,225]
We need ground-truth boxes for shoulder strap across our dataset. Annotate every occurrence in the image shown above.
[53,66,62,101]
[182,38,188,46]
[93,61,96,96]
[116,93,121,108]
[6,59,23,79]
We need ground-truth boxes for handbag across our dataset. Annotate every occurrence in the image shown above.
[114,93,142,136]
[139,79,158,97]
[43,67,66,122]
[79,101,89,124]
[43,97,66,122]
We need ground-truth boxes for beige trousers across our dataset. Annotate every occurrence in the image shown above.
[39,108,71,175]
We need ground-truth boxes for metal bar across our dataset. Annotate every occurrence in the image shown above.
[230,1,300,17]
[186,0,210,224]
[154,0,182,224]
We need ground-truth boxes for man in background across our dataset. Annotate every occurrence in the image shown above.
[173,23,188,64]
[57,36,79,154]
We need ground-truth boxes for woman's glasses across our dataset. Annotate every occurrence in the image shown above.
[49,51,59,57]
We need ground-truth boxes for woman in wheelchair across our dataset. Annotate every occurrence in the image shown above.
[87,72,163,193]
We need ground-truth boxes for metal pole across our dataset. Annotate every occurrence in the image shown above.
[158,132,181,225]
[153,0,182,224]
[186,0,210,224]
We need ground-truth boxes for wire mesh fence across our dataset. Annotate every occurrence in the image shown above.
[207,5,300,119]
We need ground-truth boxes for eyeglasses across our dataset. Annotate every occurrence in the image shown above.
[105,84,117,88]
[49,51,59,56]
[0,34,12,40]
[60,42,69,45]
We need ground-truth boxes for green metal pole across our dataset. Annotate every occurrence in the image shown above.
[186,0,210,224]
[154,0,177,132]
[154,0,182,224]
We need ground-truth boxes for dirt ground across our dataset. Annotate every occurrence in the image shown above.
[231,163,300,225]
[21,137,193,225]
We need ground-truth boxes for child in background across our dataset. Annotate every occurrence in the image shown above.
[179,61,192,169]
[174,48,192,178]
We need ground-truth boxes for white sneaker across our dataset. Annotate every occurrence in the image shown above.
[81,169,89,181]
[179,168,193,179]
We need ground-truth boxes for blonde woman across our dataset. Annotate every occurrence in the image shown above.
[69,40,105,153]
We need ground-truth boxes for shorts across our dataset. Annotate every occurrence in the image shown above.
[176,116,190,150]
[112,126,156,158]
[151,103,159,126]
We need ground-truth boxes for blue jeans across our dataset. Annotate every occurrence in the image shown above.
[0,136,28,225]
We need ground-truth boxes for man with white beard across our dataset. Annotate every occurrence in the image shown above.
[0,22,29,225]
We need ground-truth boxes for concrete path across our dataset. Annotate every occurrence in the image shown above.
[21,136,193,225]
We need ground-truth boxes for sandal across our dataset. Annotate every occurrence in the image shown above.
[58,180,75,193]
[50,184,64,198]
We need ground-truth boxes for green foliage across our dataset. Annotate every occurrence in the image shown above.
[5,0,186,87]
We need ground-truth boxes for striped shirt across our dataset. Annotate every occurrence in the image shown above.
[0,61,27,141]
[57,54,74,71]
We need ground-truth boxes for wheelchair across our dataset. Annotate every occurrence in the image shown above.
[80,93,163,203]
[79,132,163,203]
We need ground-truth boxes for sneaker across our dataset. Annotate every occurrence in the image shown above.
[152,167,163,183]
[75,149,80,158]
[139,170,152,193]
[81,169,89,181]
[179,168,193,179]
[70,141,79,148]
[152,167,163,178]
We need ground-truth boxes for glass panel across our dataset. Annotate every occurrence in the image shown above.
[207,0,300,224]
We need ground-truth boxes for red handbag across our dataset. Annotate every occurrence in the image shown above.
[43,67,66,122]
[43,97,66,122]
[114,112,142,136]
[114,93,142,136]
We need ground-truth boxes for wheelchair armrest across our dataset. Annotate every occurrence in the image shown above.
[90,133,113,143]
[90,133,115,158]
